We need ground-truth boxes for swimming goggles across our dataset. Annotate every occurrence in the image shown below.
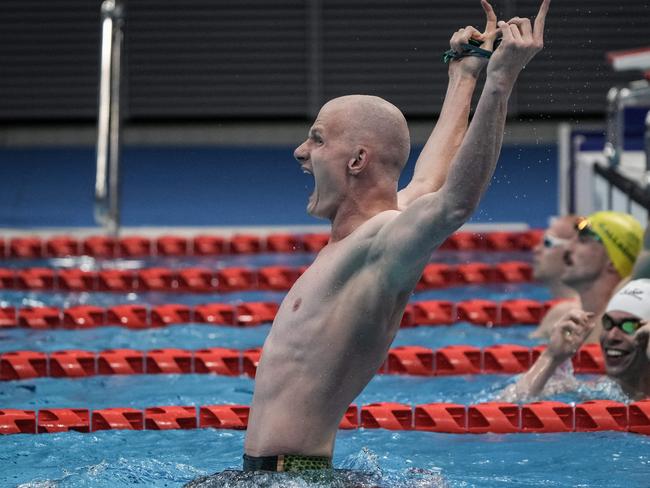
[602,314,644,335]
[443,38,500,64]
[575,218,603,244]
[542,234,570,249]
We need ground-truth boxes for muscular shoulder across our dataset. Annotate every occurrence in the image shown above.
[355,210,401,240]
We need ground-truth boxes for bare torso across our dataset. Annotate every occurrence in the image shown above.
[244,211,417,457]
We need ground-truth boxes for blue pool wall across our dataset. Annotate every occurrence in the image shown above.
[0,144,556,228]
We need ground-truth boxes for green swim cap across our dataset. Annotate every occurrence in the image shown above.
[579,211,644,278]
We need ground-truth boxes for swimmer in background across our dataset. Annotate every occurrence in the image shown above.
[505,279,650,401]
[530,211,643,343]
[529,215,580,339]
[241,0,550,475]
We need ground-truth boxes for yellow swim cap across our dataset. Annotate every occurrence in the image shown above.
[579,211,644,278]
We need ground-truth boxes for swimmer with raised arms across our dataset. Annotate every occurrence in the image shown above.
[187,0,551,484]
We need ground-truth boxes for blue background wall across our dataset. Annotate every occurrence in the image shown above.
[0,144,556,228]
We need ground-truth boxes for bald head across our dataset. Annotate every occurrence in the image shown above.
[321,95,410,174]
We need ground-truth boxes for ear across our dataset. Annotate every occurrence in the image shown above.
[605,260,620,277]
[347,147,369,176]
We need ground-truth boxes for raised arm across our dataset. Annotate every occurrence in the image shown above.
[508,310,594,400]
[373,0,551,285]
[398,0,498,209]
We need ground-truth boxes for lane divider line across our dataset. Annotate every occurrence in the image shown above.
[0,261,534,293]
[1,400,648,435]
[1,230,543,259]
[0,298,567,329]
[0,343,605,380]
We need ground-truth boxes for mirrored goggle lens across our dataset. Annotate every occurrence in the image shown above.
[602,315,642,335]
[575,222,602,243]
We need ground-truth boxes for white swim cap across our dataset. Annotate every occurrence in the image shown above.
[605,279,650,319]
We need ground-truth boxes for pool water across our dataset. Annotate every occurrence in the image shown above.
[1,252,648,487]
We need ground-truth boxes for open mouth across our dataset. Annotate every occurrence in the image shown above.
[604,347,632,367]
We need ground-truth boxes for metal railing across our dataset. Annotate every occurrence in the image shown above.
[94,0,125,236]
[603,79,650,168]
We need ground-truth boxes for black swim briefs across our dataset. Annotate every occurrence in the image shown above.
[243,453,333,472]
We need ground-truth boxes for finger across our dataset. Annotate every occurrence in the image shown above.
[481,0,498,31]
[450,26,481,52]
[465,26,483,41]
[508,17,532,39]
[563,310,588,324]
[497,21,512,42]
[509,23,523,42]
[533,0,551,43]
[450,31,464,52]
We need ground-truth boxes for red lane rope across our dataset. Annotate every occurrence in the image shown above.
[1,230,542,259]
[1,399,648,435]
[0,261,534,293]
[0,298,566,330]
[0,343,605,381]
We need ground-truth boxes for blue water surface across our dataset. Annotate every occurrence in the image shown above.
[1,254,645,488]
[2,429,649,488]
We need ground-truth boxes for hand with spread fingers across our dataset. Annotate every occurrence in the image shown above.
[547,309,595,361]
[487,0,550,85]
[448,0,498,79]
[633,322,650,360]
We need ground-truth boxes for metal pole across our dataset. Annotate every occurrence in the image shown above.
[95,0,125,236]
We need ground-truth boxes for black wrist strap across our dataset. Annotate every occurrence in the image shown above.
[443,38,500,64]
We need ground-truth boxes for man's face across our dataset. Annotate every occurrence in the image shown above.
[600,310,648,381]
[532,220,574,282]
[561,222,610,288]
[293,103,354,219]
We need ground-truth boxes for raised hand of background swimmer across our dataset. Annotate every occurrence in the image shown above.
[486,0,550,85]
[633,322,650,360]
[547,309,595,361]
[448,0,498,79]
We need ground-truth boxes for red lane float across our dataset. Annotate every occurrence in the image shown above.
[145,406,197,430]
[194,348,240,376]
[467,402,520,434]
[2,400,649,435]
[361,402,413,430]
[0,297,556,331]
[0,409,37,434]
[572,343,605,374]
[92,408,144,431]
[628,399,650,435]
[0,343,607,381]
[157,236,189,256]
[575,400,628,432]
[434,345,482,375]
[0,230,542,259]
[199,405,249,430]
[482,344,531,374]
[146,349,193,374]
[38,408,90,433]
[521,401,573,432]
[0,351,48,380]
[414,403,467,433]
[97,349,144,375]
[340,405,359,430]
[0,307,17,328]
[385,346,434,375]
[49,350,96,378]
[0,261,533,293]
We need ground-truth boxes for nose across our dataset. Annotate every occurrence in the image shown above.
[604,325,626,344]
[294,141,309,162]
